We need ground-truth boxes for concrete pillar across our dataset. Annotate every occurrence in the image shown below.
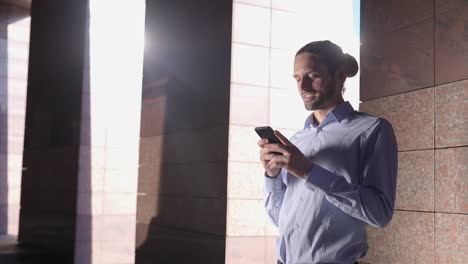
[135,0,232,263]
[19,1,88,259]
[18,1,145,263]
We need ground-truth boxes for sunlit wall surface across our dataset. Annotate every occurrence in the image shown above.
[0,16,30,236]
[226,0,360,262]
[74,0,145,263]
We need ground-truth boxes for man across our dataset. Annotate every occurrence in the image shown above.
[258,40,398,264]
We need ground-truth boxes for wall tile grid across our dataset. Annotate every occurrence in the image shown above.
[360,0,468,263]
[435,147,468,214]
[360,79,468,263]
[435,79,468,148]
[359,88,435,151]
[76,78,141,264]
[226,236,265,264]
[435,213,468,263]
[365,211,435,263]
[360,0,434,101]
[73,1,146,262]
[435,0,468,85]
[227,1,312,263]
[136,78,232,261]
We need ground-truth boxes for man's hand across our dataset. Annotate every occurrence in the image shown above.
[258,130,314,179]
[258,138,282,177]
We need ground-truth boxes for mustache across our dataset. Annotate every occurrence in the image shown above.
[301,89,318,94]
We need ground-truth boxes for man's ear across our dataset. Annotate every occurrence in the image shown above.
[335,69,346,87]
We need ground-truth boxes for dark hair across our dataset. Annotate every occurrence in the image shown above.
[296,40,358,78]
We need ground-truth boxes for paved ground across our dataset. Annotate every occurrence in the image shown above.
[0,235,73,264]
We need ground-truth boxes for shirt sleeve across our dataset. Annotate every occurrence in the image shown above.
[264,169,286,227]
[304,118,398,228]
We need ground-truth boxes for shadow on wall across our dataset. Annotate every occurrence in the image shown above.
[74,11,92,263]
[135,73,229,263]
[17,0,88,262]
[134,0,232,263]
[0,16,8,236]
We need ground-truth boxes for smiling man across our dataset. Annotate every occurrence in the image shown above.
[258,40,398,264]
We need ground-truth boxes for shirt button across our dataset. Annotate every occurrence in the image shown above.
[295,224,300,229]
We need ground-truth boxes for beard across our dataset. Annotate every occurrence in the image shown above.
[302,81,338,111]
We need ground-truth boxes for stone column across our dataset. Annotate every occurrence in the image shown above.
[135,0,232,263]
[19,1,88,259]
[18,1,145,263]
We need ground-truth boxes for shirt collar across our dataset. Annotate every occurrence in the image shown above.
[304,101,354,129]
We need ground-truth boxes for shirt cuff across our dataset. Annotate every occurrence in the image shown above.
[304,164,335,193]
[264,171,283,193]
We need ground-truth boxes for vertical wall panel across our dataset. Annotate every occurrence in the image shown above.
[136,0,232,263]
[361,0,468,262]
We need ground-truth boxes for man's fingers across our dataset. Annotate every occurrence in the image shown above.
[260,146,273,156]
[261,153,280,162]
[274,130,293,147]
[260,149,284,163]
[263,143,288,155]
[267,155,287,169]
[257,138,269,147]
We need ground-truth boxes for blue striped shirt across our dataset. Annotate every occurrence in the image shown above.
[264,101,398,264]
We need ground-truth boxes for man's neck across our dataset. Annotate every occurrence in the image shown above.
[313,98,344,124]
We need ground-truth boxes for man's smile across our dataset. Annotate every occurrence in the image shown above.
[301,91,318,101]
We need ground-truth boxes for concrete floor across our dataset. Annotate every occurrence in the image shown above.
[0,235,73,264]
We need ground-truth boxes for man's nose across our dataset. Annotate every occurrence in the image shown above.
[298,78,312,90]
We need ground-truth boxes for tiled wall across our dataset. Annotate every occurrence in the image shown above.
[74,0,145,263]
[227,2,304,262]
[135,0,232,263]
[227,1,360,263]
[0,6,29,236]
[360,0,468,263]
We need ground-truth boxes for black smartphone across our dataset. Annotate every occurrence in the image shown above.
[255,126,282,144]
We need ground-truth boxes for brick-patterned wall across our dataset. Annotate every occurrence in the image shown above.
[360,0,468,263]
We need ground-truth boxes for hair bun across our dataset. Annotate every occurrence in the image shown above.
[343,53,359,78]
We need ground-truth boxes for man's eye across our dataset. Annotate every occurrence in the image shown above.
[308,73,319,79]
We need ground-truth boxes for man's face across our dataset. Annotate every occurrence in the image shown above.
[293,52,338,111]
